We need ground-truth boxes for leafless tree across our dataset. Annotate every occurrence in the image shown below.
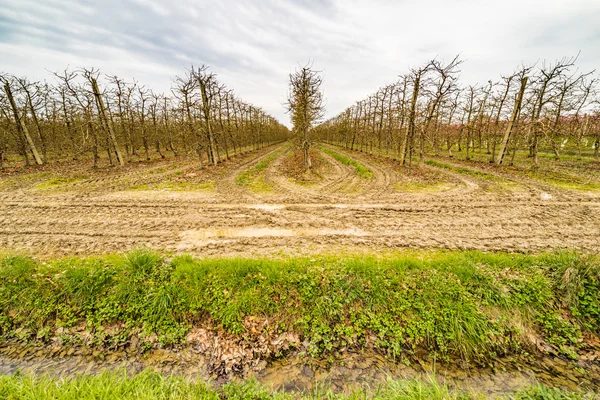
[286,64,325,171]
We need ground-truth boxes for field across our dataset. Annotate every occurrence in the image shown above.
[1,143,599,258]
[1,142,599,397]
[2,0,600,395]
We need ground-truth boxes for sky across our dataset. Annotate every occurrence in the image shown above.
[1,0,599,127]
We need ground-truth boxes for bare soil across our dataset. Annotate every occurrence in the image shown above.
[1,142,599,257]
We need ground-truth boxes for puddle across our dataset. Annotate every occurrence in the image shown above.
[233,227,295,237]
[248,204,285,211]
[204,204,390,210]
[181,228,295,239]
[180,227,370,240]
[318,228,370,236]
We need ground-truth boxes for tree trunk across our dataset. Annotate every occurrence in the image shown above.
[91,78,124,166]
[225,96,238,156]
[303,140,311,170]
[60,92,77,160]
[400,74,420,166]
[496,77,528,165]
[198,79,218,166]
[4,83,43,165]
[163,98,177,156]
[88,115,99,168]
[91,78,125,166]
[23,90,47,164]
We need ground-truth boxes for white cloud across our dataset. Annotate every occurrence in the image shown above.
[0,0,598,127]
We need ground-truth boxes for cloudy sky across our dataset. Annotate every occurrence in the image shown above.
[1,0,599,126]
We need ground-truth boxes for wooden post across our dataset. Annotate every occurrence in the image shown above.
[91,78,125,166]
[4,82,43,165]
[495,76,528,165]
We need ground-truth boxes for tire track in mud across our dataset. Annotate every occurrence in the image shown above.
[71,162,182,192]
[215,143,288,202]
[213,147,362,230]
[319,145,403,201]
[0,146,284,201]
[421,163,481,194]
[261,147,327,203]
[83,147,282,194]
[2,192,599,257]
[2,142,600,257]
[262,146,369,203]
[311,149,364,199]
[317,145,476,202]
[235,144,371,203]
[425,156,585,202]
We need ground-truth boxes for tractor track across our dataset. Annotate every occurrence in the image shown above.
[1,142,599,257]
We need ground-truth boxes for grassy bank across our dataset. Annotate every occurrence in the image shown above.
[320,147,374,179]
[0,370,595,400]
[0,250,598,363]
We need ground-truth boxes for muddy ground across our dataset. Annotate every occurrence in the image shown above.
[1,142,599,257]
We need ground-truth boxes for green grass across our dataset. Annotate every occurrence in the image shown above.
[0,371,595,400]
[0,171,53,190]
[394,181,453,193]
[434,148,600,191]
[33,176,89,191]
[0,250,598,361]
[519,169,600,192]
[236,147,285,191]
[449,146,597,167]
[425,159,505,182]
[320,147,374,179]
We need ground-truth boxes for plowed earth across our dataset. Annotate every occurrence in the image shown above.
[1,143,599,257]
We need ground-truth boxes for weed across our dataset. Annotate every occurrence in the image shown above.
[320,147,374,179]
[236,147,286,190]
[0,371,595,399]
[1,250,598,360]
[425,160,503,182]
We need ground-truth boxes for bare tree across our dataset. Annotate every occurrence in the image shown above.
[286,64,325,171]
[192,65,219,166]
[496,66,532,165]
[1,74,43,165]
[317,56,599,169]
[529,56,578,167]
[0,64,288,169]
[83,68,125,166]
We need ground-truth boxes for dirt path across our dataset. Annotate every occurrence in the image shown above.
[262,147,325,203]
[426,155,581,202]
[214,142,288,202]
[264,146,366,203]
[1,142,599,257]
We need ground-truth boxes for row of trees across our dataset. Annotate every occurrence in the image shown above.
[315,56,600,166]
[0,66,289,168]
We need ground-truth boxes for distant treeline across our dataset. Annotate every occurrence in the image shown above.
[316,55,600,166]
[0,65,290,168]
